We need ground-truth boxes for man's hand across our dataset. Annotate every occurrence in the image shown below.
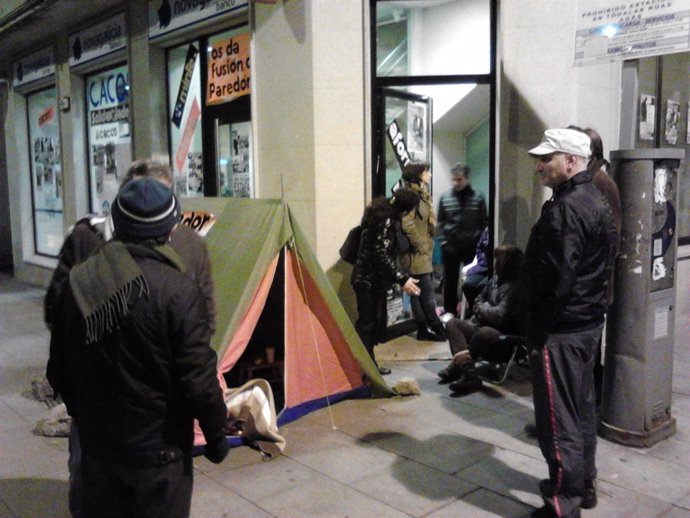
[204,438,231,464]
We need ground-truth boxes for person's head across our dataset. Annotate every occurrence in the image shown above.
[402,160,431,186]
[529,128,590,189]
[493,244,524,283]
[451,163,470,192]
[121,159,173,189]
[390,187,419,216]
[111,177,180,244]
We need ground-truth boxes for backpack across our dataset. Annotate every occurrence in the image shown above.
[339,225,362,264]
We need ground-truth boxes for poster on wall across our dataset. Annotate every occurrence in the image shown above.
[651,162,677,292]
[407,103,426,160]
[187,152,203,194]
[639,94,655,141]
[231,122,252,197]
[87,64,132,213]
[206,32,251,106]
[664,100,680,145]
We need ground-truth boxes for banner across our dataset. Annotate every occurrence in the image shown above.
[69,13,127,67]
[386,119,412,171]
[206,32,251,106]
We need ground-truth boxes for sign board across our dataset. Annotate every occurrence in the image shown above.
[12,48,55,89]
[386,119,412,171]
[148,0,249,40]
[179,210,217,236]
[575,1,690,66]
[206,32,250,106]
[69,13,127,67]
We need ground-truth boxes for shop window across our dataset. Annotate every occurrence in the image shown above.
[27,87,63,257]
[166,27,252,198]
[167,43,204,197]
[85,64,132,213]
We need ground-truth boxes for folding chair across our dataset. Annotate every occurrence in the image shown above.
[475,334,529,385]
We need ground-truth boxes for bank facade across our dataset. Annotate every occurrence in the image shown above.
[0,0,688,327]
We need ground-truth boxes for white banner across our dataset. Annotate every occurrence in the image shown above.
[575,1,690,66]
[12,47,55,88]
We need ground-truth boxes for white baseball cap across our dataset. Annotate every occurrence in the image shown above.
[529,129,591,158]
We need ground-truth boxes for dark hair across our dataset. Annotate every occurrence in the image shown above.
[402,160,430,183]
[494,244,524,283]
[584,128,604,161]
[451,163,470,176]
[390,187,419,215]
[121,159,173,189]
[361,197,393,226]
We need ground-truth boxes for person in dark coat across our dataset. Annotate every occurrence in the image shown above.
[437,163,488,316]
[47,178,230,518]
[437,244,525,392]
[43,159,216,518]
[523,129,617,518]
[351,188,421,375]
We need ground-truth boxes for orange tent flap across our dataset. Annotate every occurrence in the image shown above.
[284,250,365,407]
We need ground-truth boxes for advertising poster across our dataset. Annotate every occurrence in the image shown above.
[639,94,655,141]
[651,163,677,291]
[664,99,680,145]
[28,88,63,256]
[230,122,252,197]
[407,103,426,160]
[206,32,251,106]
[87,64,132,213]
[168,43,203,197]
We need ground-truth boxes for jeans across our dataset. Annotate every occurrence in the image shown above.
[409,273,442,330]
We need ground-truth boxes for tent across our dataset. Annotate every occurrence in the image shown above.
[180,197,395,444]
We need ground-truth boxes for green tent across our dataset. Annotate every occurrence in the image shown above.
[180,197,394,425]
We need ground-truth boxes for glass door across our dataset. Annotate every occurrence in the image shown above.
[376,87,432,196]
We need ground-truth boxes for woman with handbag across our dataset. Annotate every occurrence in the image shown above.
[351,188,420,375]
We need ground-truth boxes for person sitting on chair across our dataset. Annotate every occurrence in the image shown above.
[437,244,526,393]
[459,226,490,318]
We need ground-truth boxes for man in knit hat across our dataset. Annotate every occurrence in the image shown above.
[47,178,229,518]
[523,129,617,518]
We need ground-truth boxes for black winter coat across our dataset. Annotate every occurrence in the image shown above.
[47,243,227,464]
[351,211,408,294]
[523,171,617,335]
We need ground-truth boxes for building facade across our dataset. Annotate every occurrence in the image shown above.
[0,0,688,325]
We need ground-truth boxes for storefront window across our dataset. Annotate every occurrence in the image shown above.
[167,43,204,197]
[375,0,491,77]
[27,87,63,256]
[86,64,132,213]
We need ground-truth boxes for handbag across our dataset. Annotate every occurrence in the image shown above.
[339,225,362,264]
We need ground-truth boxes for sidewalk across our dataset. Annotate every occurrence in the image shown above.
[1,271,689,518]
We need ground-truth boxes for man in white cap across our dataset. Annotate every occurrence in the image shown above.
[523,129,617,518]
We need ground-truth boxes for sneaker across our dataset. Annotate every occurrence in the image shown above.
[582,479,597,509]
[416,327,446,342]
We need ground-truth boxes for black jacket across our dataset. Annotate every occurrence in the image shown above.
[47,243,227,464]
[351,208,408,294]
[523,171,617,335]
[437,186,487,252]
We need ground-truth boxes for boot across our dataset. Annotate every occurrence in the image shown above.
[448,364,482,394]
[581,479,597,509]
[416,325,446,342]
[437,356,470,383]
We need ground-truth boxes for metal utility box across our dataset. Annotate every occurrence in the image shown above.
[600,148,683,447]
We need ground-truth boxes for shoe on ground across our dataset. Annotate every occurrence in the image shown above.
[437,360,469,383]
[448,371,482,394]
[524,422,538,438]
[416,327,446,342]
[582,479,597,509]
[377,366,392,376]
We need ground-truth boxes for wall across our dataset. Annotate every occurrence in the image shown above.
[0,83,11,269]
[498,0,621,248]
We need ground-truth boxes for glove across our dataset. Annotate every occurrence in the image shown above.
[203,438,231,464]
